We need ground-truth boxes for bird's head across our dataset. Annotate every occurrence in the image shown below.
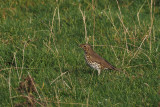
[80,44,92,53]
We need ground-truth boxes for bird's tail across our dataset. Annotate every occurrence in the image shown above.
[111,65,122,71]
[114,68,121,71]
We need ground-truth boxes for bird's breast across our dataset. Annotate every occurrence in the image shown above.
[85,55,91,63]
[85,55,101,70]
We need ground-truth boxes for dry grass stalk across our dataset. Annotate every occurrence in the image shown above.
[46,100,90,106]
[92,0,95,49]
[57,5,61,33]
[19,42,27,80]
[28,72,43,102]
[8,68,13,107]
[116,0,130,68]
[49,7,57,47]
[128,35,149,64]
[49,6,65,88]
[79,4,88,44]
[14,94,45,107]
[13,52,19,79]
[149,0,154,53]
[50,71,68,85]
[111,45,119,61]
[137,0,146,27]
[103,9,119,34]
[54,86,60,107]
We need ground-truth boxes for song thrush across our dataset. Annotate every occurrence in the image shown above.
[80,44,119,75]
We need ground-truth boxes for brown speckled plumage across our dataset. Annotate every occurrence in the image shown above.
[80,44,119,75]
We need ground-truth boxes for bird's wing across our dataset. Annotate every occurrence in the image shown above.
[91,52,117,70]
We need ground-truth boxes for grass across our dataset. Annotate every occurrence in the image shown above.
[0,0,160,106]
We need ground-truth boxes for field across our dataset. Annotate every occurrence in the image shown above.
[0,0,160,106]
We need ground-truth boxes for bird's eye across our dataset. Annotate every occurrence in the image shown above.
[84,46,86,47]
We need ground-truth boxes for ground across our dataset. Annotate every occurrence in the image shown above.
[0,0,159,106]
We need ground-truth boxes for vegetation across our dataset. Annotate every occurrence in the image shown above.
[0,0,159,106]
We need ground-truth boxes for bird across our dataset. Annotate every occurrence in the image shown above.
[80,44,120,75]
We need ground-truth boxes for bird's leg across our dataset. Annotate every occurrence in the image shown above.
[98,69,101,76]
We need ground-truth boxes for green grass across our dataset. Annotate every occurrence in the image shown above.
[0,0,160,106]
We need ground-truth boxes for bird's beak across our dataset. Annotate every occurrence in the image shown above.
[80,44,83,48]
